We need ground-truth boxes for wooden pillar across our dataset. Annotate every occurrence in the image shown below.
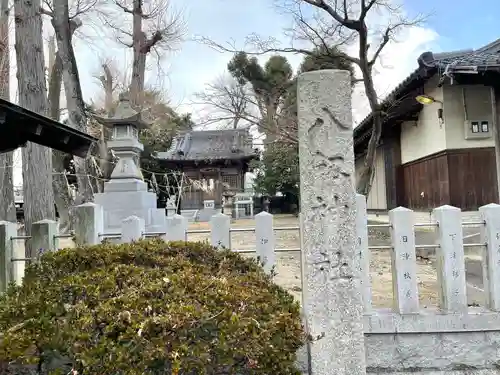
[491,87,500,203]
[383,125,403,209]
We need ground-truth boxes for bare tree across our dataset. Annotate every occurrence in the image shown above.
[199,0,422,196]
[42,0,95,203]
[47,31,77,233]
[0,0,16,222]
[193,58,299,144]
[193,74,251,129]
[14,0,56,257]
[103,0,185,106]
[98,59,119,113]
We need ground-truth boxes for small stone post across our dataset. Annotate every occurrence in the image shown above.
[74,203,104,245]
[31,220,58,255]
[298,70,366,374]
[121,216,145,243]
[166,214,188,241]
[0,221,16,292]
[255,211,275,274]
[210,213,230,249]
[433,205,467,313]
[389,207,419,314]
[479,203,500,311]
[355,194,372,313]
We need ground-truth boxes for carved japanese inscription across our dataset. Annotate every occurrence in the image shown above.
[306,106,354,282]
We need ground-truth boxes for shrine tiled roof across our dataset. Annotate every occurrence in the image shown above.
[354,39,500,148]
[156,129,258,162]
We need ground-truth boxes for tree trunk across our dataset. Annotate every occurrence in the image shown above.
[102,63,114,113]
[356,36,383,197]
[48,41,75,233]
[14,0,56,258]
[51,2,93,203]
[129,0,146,107]
[130,34,147,107]
[97,63,113,191]
[52,151,74,233]
[0,0,16,222]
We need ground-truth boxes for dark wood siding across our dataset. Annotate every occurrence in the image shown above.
[399,147,498,210]
[400,151,449,209]
[447,148,498,210]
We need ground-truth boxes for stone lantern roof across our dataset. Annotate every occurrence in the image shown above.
[93,92,151,130]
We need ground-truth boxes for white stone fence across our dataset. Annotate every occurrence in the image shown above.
[1,197,500,317]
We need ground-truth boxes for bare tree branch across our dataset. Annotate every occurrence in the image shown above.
[193,74,251,130]
[198,0,426,196]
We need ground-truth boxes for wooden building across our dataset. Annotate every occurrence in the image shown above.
[354,39,500,212]
[156,129,257,210]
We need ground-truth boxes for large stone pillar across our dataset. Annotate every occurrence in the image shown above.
[298,69,366,375]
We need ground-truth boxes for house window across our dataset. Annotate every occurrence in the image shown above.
[481,121,489,133]
[471,121,479,133]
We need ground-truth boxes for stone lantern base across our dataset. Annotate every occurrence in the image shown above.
[94,178,165,234]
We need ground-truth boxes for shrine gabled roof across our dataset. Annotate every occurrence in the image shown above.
[156,129,258,162]
[0,98,97,157]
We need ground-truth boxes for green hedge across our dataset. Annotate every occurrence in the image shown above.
[0,239,305,374]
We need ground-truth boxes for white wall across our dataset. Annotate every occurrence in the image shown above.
[443,84,494,149]
[400,76,446,164]
[400,78,497,166]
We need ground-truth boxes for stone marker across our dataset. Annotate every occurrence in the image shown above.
[31,220,58,255]
[121,216,145,243]
[166,214,188,241]
[74,203,104,245]
[297,70,366,375]
[210,213,230,249]
[255,211,275,274]
[0,221,16,292]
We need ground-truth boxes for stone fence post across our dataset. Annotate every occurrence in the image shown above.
[31,220,58,255]
[165,214,188,241]
[0,221,16,292]
[210,213,230,249]
[255,211,275,275]
[74,203,104,246]
[121,216,145,243]
[298,69,366,374]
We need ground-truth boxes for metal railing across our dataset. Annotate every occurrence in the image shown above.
[366,220,486,251]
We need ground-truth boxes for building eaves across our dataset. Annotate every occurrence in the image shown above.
[0,98,97,157]
[353,47,491,145]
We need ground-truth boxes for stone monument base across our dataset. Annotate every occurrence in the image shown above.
[94,185,165,233]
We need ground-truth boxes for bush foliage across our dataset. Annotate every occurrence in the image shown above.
[0,239,305,374]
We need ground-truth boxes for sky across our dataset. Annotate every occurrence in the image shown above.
[8,0,500,186]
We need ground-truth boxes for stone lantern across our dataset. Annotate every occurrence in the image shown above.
[93,93,165,233]
[94,92,149,188]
